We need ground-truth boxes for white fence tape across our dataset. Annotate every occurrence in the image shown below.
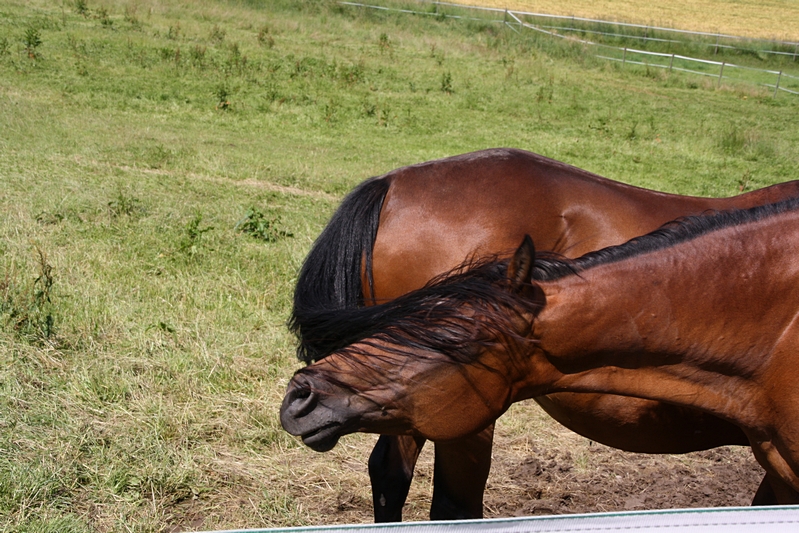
[200,506,799,533]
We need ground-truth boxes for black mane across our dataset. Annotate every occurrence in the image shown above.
[532,195,799,281]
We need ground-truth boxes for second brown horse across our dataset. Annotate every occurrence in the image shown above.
[283,198,799,506]
[290,148,799,521]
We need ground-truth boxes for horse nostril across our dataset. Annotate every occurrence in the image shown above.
[287,382,318,418]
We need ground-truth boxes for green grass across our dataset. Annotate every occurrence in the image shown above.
[1,0,798,531]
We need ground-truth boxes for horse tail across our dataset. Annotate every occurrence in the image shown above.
[289,175,391,363]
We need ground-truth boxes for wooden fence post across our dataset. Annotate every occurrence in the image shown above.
[669,54,674,72]
[718,61,725,87]
[774,71,782,97]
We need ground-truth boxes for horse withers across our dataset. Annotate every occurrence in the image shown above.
[283,197,799,505]
[290,148,799,520]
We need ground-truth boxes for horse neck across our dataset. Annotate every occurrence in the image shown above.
[524,215,799,427]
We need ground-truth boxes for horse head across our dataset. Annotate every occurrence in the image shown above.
[280,237,545,450]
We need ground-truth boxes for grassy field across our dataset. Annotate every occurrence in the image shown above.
[454,0,799,40]
[1,0,799,532]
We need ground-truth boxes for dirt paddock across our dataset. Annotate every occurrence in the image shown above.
[280,400,763,524]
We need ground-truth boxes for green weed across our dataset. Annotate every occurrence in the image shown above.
[441,70,453,93]
[214,82,232,109]
[73,0,90,17]
[235,207,294,242]
[123,4,140,27]
[167,22,181,40]
[1,249,57,344]
[258,25,275,48]
[23,27,43,59]
[209,24,226,43]
[96,6,113,28]
[378,32,391,53]
[738,169,752,192]
[178,213,213,256]
[190,44,207,68]
[108,189,144,219]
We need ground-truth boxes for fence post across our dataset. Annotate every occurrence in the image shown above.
[622,47,627,66]
[669,54,674,72]
[718,61,725,87]
[774,71,782,97]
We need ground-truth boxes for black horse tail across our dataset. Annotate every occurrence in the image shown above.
[289,175,391,363]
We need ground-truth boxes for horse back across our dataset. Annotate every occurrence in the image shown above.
[371,148,798,302]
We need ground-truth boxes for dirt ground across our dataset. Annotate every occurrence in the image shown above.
[284,400,764,525]
[482,435,762,517]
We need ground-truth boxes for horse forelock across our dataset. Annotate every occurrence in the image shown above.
[311,257,542,368]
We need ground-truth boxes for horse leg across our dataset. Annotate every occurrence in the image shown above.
[752,471,799,504]
[429,424,495,520]
[752,474,779,505]
[368,435,426,522]
[749,441,799,504]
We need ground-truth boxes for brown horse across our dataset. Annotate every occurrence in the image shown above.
[282,197,799,506]
[289,148,799,521]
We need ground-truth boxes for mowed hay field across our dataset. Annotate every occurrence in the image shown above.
[454,0,799,40]
[1,1,799,532]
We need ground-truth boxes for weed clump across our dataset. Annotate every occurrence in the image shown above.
[441,71,453,94]
[23,27,42,59]
[167,23,181,40]
[378,32,391,53]
[258,25,275,48]
[178,213,213,256]
[209,24,226,44]
[123,5,140,27]
[96,7,113,28]
[1,249,57,344]
[74,0,90,17]
[108,190,144,219]
[190,44,206,68]
[235,207,293,242]
[214,83,232,110]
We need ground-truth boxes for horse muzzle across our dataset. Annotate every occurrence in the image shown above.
[280,373,352,452]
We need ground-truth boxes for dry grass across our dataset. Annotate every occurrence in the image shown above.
[452,0,799,40]
[281,402,763,523]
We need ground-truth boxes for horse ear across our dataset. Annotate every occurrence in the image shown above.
[507,235,535,288]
